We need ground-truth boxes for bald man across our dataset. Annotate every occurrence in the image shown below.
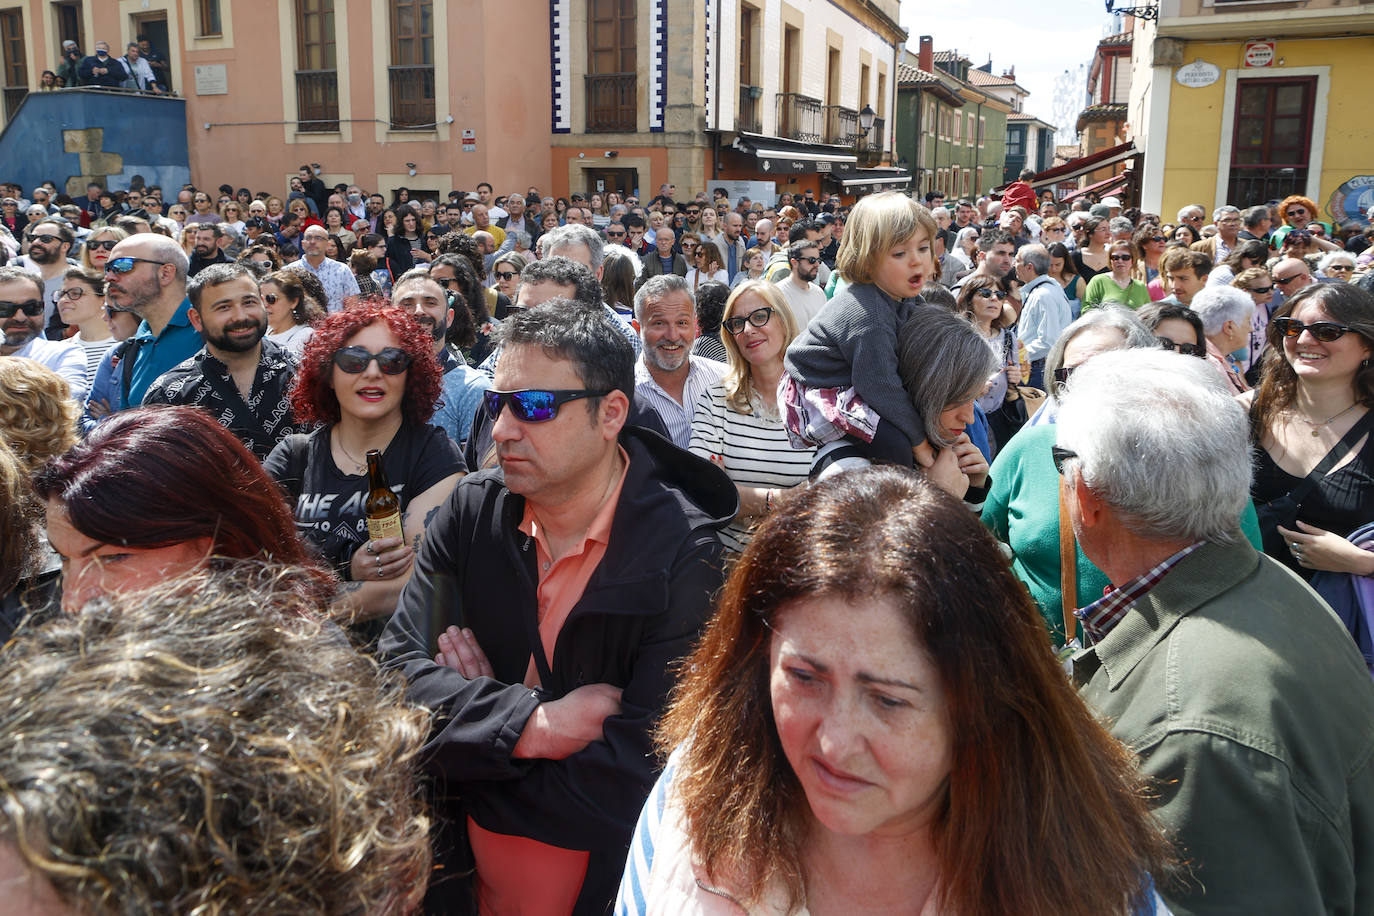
[286,224,360,312]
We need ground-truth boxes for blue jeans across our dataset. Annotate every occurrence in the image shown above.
[1029,358,1046,392]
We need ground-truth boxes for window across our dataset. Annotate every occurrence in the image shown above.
[0,8,26,121]
[967,113,975,147]
[876,71,886,119]
[1227,77,1317,207]
[736,4,759,133]
[976,166,984,195]
[953,111,961,143]
[978,116,985,149]
[859,62,870,111]
[963,169,971,196]
[54,2,82,50]
[1007,128,1024,156]
[198,0,222,37]
[389,0,435,129]
[586,0,636,132]
[295,1,338,132]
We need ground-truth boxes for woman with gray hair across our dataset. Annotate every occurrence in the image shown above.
[982,306,1263,646]
[1319,249,1357,282]
[1190,284,1254,393]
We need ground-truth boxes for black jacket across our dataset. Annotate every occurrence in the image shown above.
[380,426,737,914]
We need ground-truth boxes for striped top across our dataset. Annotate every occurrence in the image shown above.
[72,334,118,388]
[689,380,815,553]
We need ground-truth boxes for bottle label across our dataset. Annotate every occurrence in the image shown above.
[367,512,403,542]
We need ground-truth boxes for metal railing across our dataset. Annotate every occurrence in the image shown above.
[294,70,338,132]
[867,116,885,152]
[776,92,823,144]
[388,65,435,130]
[1227,167,1306,209]
[2,87,26,121]
[823,105,858,145]
[585,73,636,132]
[736,86,761,134]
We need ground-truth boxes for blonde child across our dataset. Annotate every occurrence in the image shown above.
[782,192,939,468]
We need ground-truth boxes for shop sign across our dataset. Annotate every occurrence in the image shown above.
[1175,60,1221,88]
[1244,40,1275,68]
[1328,176,1374,227]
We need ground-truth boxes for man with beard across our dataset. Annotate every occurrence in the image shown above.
[0,266,86,403]
[774,239,827,328]
[285,225,359,313]
[391,268,490,451]
[187,225,232,277]
[103,233,200,409]
[12,218,78,337]
[632,274,725,447]
[142,263,300,459]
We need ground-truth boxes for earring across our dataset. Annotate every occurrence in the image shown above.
[1363,358,1372,370]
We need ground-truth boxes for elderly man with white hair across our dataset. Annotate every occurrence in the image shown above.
[1058,347,1374,916]
[538,223,640,353]
[1189,284,1254,393]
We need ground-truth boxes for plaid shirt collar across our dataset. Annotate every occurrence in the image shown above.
[1075,542,1205,644]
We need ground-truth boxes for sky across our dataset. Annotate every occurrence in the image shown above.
[899,0,1119,142]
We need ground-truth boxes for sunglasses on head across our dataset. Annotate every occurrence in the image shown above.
[332,346,412,374]
[105,256,168,274]
[723,306,774,335]
[87,239,118,251]
[0,299,43,318]
[482,388,612,423]
[1272,317,1354,342]
[1156,336,1206,358]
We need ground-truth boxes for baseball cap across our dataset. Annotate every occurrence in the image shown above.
[1101,196,1121,208]
[1089,203,1111,218]
[464,192,481,203]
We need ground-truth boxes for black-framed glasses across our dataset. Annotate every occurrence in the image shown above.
[86,239,118,251]
[793,255,821,265]
[1151,235,1167,243]
[1326,264,1354,273]
[332,346,412,375]
[723,306,774,335]
[1274,274,1308,287]
[0,298,43,318]
[1051,445,1078,476]
[431,276,459,290]
[27,233,61,244]
[1247,285,1274,296]
[262,293,283,304]
[105,256,167,275]
[103,304,134,319]
[1109,254,1133,262]
[482,388,612,423]
[1156,336,1207,358]
[494,270,518,281]
[52,287,87,303]
[1272,317,1354,342]
[974,289,1007,300]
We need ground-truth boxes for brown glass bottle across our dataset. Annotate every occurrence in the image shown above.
[365,449,403,541]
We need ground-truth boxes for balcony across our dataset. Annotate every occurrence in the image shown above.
[294,70,338,133]
[736,85,762,134]
[823,105,859,145]
[776,92,823,144]
[388,65,435,130]
[585,73,636,133]
[859,116,885,166]
[2,87,26,121]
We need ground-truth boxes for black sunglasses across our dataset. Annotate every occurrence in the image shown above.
[723,306,774,335]
[1051,445,1078,476]
[793,255,821,265]
[482,388,611,423]
[1156,336,1207,358]
[332,346,412,374]
[494,270,518,281]
[1274,274,1308,287]
[86,239,118,251]
[1052,365,1075,389]
[975,289,1007,300]
[1247,285,1273,296]
[1272,317,1354,343]
[0,298,43,318]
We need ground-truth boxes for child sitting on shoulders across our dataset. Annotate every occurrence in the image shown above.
[782,191,939,469]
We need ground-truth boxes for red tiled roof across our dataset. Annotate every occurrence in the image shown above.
[1075,102,1127,132]
[967,68,1016,87]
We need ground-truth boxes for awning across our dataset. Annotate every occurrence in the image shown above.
[828,167,911,193]
[1058,170,1130,203]
[730,133,859,174]
[1026,141,1138,192]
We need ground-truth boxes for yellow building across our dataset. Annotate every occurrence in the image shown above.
[1127,0,1373,226]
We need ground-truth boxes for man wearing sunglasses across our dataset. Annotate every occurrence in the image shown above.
[13,218,77,337]
[142,263,300,460]
[103,234,201,409]
[381,300,734,915]
[0,266,87,403]
[1271,257,1316,299]
[775,239,827,327]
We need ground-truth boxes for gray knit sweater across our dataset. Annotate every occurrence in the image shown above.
[783,282,925,446]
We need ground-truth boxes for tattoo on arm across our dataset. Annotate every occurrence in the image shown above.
[339,581,362,594]
[425,505,440,528]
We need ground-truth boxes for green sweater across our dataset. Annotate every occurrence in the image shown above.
[981,424,1262,646]
[1081,273,1151,312]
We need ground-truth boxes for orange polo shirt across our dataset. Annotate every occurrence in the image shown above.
[469,449,630,916]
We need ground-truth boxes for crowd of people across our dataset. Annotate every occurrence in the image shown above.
[1,164,1373,915]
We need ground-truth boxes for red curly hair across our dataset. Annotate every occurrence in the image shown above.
[290,299,443,427]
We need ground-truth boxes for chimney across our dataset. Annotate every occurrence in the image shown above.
[1003,66,1015,80]
[919,35,933,72]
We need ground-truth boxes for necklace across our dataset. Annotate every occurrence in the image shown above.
[334,435,368,474]
[1298,402,1360,437]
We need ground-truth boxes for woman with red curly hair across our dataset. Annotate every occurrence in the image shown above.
[265,301,464,638]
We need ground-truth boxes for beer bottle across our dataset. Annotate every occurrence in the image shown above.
[365,449,403,541]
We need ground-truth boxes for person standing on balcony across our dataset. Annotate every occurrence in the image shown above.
[121,42,160,93]
[78,42,129,89]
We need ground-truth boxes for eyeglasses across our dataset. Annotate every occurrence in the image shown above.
[52,287,87,303]
[86,239,118,251]
[974,289,1007,300]
[794,255,821,265]
[723,306,774,335]
[1288,208,1307,217]
[431,276,458,290]
[251,260,273,270]
[1156,336,1207,358]
[605,232,625,239]
[0,299,43,318]
[105,256,168,275]
[482,388,612,423]
[103,305,134,319]
[27,234,61,244]
[1051,445,1079,476]
[494,270,518,281]
[1052,365,1076,388]
[332,346,413,375]
[1247,285,1274,296]
[1151,235,1167,243]
[1326,264,1354,273]
[1109,254,1133,262]
[1274,273,1309,287]
[1272,317,1354,342]
[262,293,282,304]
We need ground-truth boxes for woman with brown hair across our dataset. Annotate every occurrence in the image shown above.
[685,239,729,291]
[619,467,1171,915]
[260,269,324,357]
[1082,240,1150,312]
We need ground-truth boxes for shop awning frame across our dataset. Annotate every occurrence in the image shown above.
[730,133,859,174]
[1058,170,1131,203]
[1026,141,1138,192]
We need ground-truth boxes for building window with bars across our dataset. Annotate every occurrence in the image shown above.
[390,0,435,130]
[585,0,636,132]
[295,0,338,132]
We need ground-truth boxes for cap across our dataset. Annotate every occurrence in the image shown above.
[1101,196,1121,208]
[1089,203,1111,218]
[464,192,481,203]
[816,213,835,225]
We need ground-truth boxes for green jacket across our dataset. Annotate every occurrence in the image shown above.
[1073,540,1374,916]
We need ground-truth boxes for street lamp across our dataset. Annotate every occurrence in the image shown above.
[858,104,875,137]
[1103,0,1158,19]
